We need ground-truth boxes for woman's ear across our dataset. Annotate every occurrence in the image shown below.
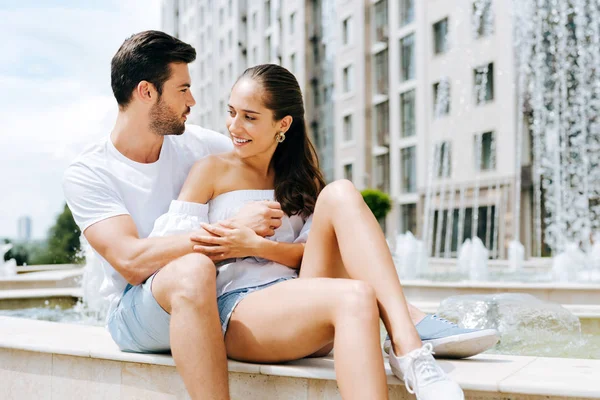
[280,115,293,134]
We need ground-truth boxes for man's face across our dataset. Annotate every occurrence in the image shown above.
[149,62,195,136]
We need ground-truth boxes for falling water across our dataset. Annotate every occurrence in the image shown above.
[434,143,451,257]
[472,132,483,239]
[513,0,600,256]
[423,78,451,256]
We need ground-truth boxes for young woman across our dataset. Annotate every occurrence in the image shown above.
[150,64,464,400]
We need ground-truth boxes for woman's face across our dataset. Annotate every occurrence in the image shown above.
[226,78,288,159]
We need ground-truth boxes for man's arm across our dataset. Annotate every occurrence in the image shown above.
[84,215,202,286]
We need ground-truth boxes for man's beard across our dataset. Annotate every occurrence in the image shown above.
[149,96,186,136]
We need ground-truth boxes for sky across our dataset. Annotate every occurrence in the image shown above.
[0,0,161,239]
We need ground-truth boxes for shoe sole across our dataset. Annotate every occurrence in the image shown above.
[384,330,499,359]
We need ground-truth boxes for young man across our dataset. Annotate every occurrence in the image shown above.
[64,30,497,400]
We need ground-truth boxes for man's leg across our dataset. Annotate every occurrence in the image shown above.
[152,253,229,400]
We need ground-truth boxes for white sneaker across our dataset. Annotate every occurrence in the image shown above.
[388,343,464,400]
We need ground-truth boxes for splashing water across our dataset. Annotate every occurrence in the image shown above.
[437,293,600,359]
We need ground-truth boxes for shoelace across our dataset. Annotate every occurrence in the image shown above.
[432,314,457,327]
[402,343,442,394]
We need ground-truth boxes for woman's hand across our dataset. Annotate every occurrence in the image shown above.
[190,221,263,262]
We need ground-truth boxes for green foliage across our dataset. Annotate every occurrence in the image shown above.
[360,189,392,221]
[2,239,29,265]
[30,204,83,265]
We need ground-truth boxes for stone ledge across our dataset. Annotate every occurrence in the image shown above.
[0,316,599,399]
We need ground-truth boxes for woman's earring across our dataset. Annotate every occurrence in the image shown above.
[276,132,286,143]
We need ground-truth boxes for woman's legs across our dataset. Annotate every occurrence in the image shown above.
[224,278,388,400]
[299,179,421,356]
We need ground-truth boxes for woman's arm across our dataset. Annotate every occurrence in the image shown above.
[254,239,304,269]
[178,156,217,204]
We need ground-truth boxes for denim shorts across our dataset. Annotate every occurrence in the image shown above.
[218,277,293,335]
[107,272,171,353]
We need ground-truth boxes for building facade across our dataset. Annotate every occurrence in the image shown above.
[162,0,526,259]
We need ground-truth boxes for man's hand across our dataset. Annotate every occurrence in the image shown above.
[190,221,263,262]
[228,200,284,237]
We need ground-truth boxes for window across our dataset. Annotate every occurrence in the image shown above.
[399,0,415,27]
[375,101,390,146]
[374,154,390,193]
[265,0,271,28]
[342,17,351,45]
[200,7,205,25]
[344,163,354,182]
[436,141,452,178]
[374,50,389,95]
[474,63,494,104]
[343,65,353,93]
[290,53,296,73]
[228,0,232,17]
[200,61,205,80]
[219,8,224,24]
[228,62,233,81]
[433,18,449,55]
[252,47,258,64]
[219,39,224,55]
[290,12,295,35]
[401,146,417,193]
[219,69,224,87]
[343,114,353,142]
[473,0,494,38]
[252,12,257,30]
[400,34,415,82]
[400,203,417,234]
[433,80,451,117]
[400,90,416,137]
[228,31,232,48]
[374,0,389,42]
[265,35,271,61]
[476,131,496,171]
[200,33,205,49]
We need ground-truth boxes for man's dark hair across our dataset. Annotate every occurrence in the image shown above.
[111,30,196,108]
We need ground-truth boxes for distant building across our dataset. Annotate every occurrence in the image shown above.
[17,216,32,242]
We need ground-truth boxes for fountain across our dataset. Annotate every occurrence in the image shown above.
[0,244,17,277]
[414,0,600,283]
[436,293,600,359]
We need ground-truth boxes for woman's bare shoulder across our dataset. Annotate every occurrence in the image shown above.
[179,153,235,202]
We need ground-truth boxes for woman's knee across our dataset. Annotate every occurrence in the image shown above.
[335,280,378,321]
[318,179,362,208]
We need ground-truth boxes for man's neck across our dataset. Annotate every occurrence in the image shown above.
[111,111,164,163]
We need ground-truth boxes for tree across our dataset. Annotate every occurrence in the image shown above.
[361,189,392,221]
[31,204,83,265]
[2,239,29,265]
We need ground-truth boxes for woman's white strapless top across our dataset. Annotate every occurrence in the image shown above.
[149,190,311,296]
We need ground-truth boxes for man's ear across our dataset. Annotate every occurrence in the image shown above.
[280,115,293,134]
[135,81,157,104]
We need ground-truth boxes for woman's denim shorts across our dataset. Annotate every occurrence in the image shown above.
[217,277,293,335]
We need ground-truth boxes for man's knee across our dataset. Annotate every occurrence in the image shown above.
[154,253,217,312]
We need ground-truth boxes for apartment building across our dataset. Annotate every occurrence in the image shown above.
[162,0,524,258]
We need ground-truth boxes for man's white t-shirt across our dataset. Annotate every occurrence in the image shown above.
[63,125,232,318]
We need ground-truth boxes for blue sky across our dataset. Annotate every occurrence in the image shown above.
[0,0,161,239]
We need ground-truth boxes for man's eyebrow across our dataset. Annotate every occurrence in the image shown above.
[228,104,261,114]
[178,83,191,88]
